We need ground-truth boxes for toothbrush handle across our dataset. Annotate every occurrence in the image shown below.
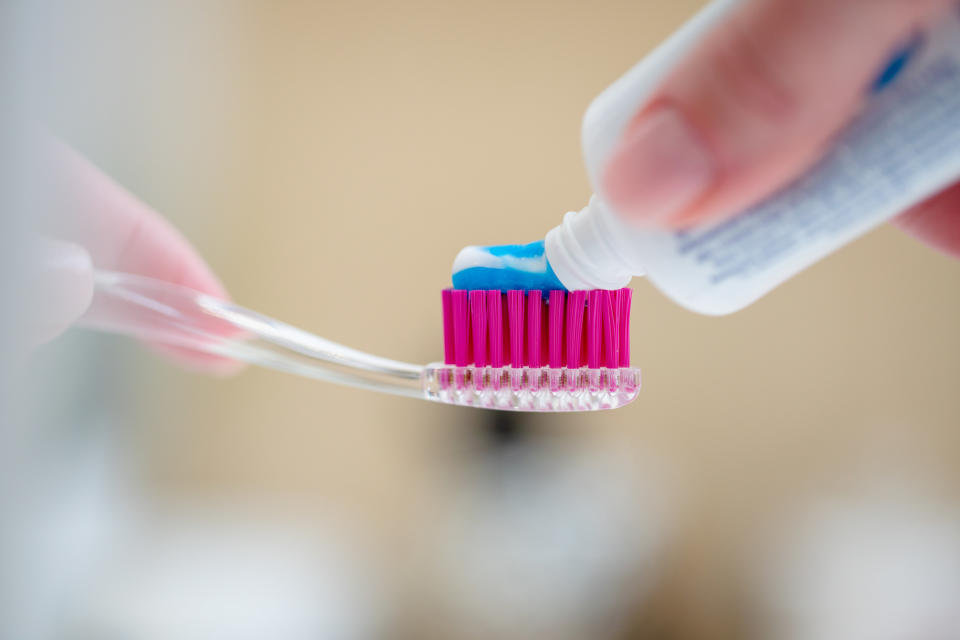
[79,270,426,398]
[79,271,643,412]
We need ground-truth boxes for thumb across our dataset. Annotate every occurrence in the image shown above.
[602,0,955,228]
[22,236,94,347]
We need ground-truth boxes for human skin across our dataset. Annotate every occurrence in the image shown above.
[602,0,960,258]
[27,135,239,373]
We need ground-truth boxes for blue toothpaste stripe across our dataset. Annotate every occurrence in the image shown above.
[451,240,568,291]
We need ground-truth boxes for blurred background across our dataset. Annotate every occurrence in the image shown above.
[2,1,959,639]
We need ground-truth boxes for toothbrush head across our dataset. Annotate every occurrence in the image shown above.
[430,289,641,411]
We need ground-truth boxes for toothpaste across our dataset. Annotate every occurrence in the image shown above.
[451,240,566,291]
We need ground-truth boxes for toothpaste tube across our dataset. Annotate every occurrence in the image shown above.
[455,0,960,315]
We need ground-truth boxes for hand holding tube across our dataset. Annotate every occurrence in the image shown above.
[601,0,960,258]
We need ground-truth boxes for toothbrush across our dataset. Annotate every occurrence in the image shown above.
[80,270,641,412]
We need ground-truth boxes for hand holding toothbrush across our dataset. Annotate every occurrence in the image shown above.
[22,134,625,411]
[24,133,240,374]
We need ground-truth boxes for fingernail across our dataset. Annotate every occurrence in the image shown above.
[602,106,715,225]
[25,236,94,345]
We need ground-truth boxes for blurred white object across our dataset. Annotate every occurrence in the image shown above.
[69,508,386,640]
[425,437,671,640]
[757,493,960,640]
[1,422,132,640]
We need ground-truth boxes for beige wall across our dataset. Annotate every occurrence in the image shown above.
[38,1,960,638]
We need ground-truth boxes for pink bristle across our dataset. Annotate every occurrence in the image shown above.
[502,294,511,364]
[469,290,488,367]
[601,290,619,368]
[442,289,455,365]
[526,290,542,367]
[565,291,586,369]
[542,298,550,366]
[487,290,504,368]
[586,290,602,369]
[616,288,632,367]
[444,286,632,374]
[548,290,565,368]
[451,290,471,366]
[507,290,525,368]
[581,320,589,368]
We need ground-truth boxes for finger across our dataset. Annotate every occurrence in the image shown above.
[37,135,243,374]
[601,0,954,228]
[891,181,960,259]
[22,236,94,348]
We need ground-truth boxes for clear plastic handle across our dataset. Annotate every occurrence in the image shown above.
[80,270,426,398]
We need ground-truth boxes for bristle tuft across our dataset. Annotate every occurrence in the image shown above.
[507,291,525,367]
[601,290,618,368]
[469,290,487,367]
[564,291,586,369]
[440,287,633,373]
[442,289,455,365]
[487,290,504,368]
[548,290,565,368]
[617,288,632,367]
[527,290,542,368]
[587,290,602,369]
[451,290,471,366]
